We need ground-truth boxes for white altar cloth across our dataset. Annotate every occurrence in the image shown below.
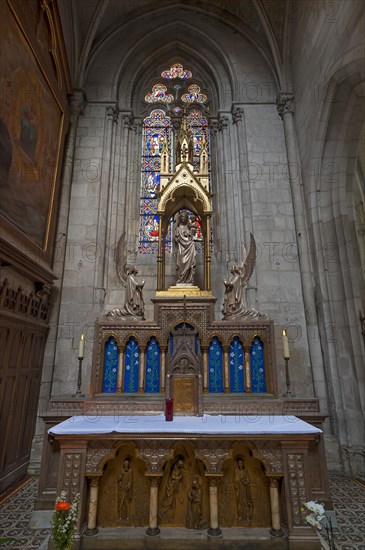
[49,414,321,436]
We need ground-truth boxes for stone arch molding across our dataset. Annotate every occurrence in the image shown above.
[83,13,276,108]
[307,58,365,472]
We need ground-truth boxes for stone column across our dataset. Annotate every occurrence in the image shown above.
[160,346,166,392]
[207,476,222,536]
[223,346,230,392]
[146,476,161,536]
[202,346,208,392]
[139,346,146,392]
[117,347,124,393]
[244,347,252,392]
[204,215,212,291]
[269,477,285,537]
[232,105,257,304]
[85,477,100,536]
[157,217,164,290]
[277,93,328,412]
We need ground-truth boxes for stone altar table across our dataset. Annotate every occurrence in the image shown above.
[49,414,325,548]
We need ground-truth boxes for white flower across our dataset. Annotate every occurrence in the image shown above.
[112,368,116,373]
[210,368,214,373]
[238,365,243,370]
[126,365,130,370]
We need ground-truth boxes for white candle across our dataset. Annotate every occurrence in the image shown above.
[282,329,290,359]
[78,333,85,358]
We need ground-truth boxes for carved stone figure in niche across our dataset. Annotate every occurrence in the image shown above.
[175,210,196,285]
[234,457,253,522]
[108,233,145,319]
[159,456,185,521]
[186,476,208,530]
[222,233,267,320]
[118,458,133,521]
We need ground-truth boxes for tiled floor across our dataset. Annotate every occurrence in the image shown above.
[0,473,364,549]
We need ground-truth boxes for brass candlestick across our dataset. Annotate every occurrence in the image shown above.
[74,357,85,397]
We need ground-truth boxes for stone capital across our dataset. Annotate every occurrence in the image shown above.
[276,93,295,117]
[68,89,86,117]
[232,106,244,124]
[107,105,119,124]
[218,116,229,132]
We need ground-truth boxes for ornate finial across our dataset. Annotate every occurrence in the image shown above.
[160,137,169,174]
[176,109,193,164]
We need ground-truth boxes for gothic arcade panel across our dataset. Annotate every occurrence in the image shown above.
[158,443,209,528]
[219,446,271,527]
[97,444,149,527]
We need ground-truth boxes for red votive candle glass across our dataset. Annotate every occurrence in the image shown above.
[165,398,173,421]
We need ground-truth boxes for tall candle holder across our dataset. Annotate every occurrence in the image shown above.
[74,356,85,397]
[285,357,291,397]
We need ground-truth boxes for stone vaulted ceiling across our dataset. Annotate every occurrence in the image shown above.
[57,0,290,91]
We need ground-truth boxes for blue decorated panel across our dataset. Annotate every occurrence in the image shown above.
[208,337,224,393]
[102,336,118,393]
[229,337,244,392]
[145,337,161,393]
[250,336,266,392]
[124,337,139,393]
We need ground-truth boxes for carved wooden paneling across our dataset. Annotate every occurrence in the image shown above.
[287,453,307,527]
[0,299,49,491]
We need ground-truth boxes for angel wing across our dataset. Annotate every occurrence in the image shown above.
[116,233,129,287]
[240,233,256,286]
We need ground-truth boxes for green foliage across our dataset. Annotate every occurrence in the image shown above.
[51,492,79,550]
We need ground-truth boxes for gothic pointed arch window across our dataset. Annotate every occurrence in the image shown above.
[139,63,211,254]
[139,109,172,254]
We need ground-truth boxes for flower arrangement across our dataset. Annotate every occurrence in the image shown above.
[301,501,336,549]
[51,492,79,550]
[301,500,325,528]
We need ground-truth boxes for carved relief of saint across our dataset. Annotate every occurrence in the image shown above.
[159,457,185,521]
[186,476,208,530]
[234,457,253,522]
[118,458,133,521]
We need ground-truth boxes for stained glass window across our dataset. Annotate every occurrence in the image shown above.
[145,84,174,104]
[102,336,118,393]
[145,337,161,393]
[161,63,192,80]
[139,110,172,254]
[139,64,211,254]
[208,337,224,393]
[187,109,210,171]
[124,337,139,393]
[229,337,244,393]
[250,337,266,392]
[181,84,208,105]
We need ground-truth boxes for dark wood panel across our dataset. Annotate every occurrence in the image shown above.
[0,288,49,492]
